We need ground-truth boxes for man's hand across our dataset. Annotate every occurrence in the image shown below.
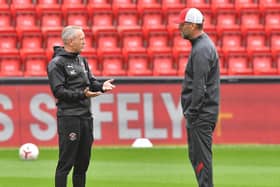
[84,87,102,98]
[102,79,116,92]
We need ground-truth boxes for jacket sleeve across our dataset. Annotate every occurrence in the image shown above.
[187,48,211,122]
[82,57,104,92]
[47,58,86,101]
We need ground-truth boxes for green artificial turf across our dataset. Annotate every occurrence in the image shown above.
[0,145,279,187]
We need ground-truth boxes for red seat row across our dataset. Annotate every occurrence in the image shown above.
[1,48,280,77]
[1,1,279,30]
[0,27,279,54]
[0,27,181,50]
[2,0,279,10]
[220,50,280,76]
[0,48,179,77]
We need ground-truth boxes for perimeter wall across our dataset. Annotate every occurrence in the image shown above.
[0,77,279,147]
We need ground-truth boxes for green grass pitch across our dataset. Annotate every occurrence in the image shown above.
[0,145,280,187]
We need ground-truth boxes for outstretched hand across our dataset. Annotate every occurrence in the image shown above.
[84,79,115,98]
[84,87,102,98]
[102,79,116,92]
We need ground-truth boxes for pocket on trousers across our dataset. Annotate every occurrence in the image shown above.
[58,116,80,141]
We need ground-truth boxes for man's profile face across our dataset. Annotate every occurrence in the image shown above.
[70,29,85,53]
[179,22,194,40]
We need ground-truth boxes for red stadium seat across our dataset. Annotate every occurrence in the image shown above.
[86,0,112,13]
[251,52,277,75]
[162,0,186,7]
[245,30,270,52]
[37,6,63,30]
[61,0,84,5]
[211,0,234,10]
[0,28,18,50]
[124,49,153,76]
[149,48,177,76]
[270,30,280,55]
[259,0,280,11]
[227,52,253,75]
[112,0,136,8]
[63,6,89,28]
[10,0,34,8]
[88,0,111,13]
[172,48,190,76]
[0,50,23,77]
[112,0,134,3]
[264,9,280,30]
[215,9,240,30]
[43,28,63,49]
[18,29,43,50]
[114,6,140,28]
[138,0,159,4]
[119,27,145,50]
[162,0,184,4]
[37,0,60,8]
[99,49,126,76]
[239,10,263,30]
[235,0,258,10]
[161,0,185,13]
[21,50,47,77]
[187,0,210,9]
[37,0,59,5]
[95,28,120,50]
[0,7,13,29]
[220,31,245,52]
[83,28,95,50]
[11,6,39,30]
[0,0,9,7]
[140,7,165,29]
[144,27,170,50]
[112,0,136,12]
[88,0,110,5]
[89,6,114,30]
[137,0,161,11]
[201,9,215,30]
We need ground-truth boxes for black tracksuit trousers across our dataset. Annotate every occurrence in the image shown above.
[55,116,94,187]
[187,119,215,187]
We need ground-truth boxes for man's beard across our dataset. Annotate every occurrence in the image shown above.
[181,32,190,40]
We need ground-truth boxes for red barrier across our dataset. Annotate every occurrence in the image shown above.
[0,83,280,147]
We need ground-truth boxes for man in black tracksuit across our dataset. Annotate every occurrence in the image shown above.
[47,25,115,187]
[175,8,220,187]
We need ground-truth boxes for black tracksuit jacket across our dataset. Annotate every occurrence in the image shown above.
[47,46,103,117]
[181,33,220,126]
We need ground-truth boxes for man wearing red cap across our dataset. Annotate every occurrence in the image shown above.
[175,8,220,187]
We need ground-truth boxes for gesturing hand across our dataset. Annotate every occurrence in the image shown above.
[102,79,116,92]
[84,87,102,98]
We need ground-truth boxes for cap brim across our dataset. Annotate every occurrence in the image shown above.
[173,17,184,24]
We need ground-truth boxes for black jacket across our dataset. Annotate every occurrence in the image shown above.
[47,46,103,117]
[181,33,220,126]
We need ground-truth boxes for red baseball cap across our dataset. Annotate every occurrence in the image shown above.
[174,8,204,24]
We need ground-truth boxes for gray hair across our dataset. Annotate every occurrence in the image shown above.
[61,25,83,44]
